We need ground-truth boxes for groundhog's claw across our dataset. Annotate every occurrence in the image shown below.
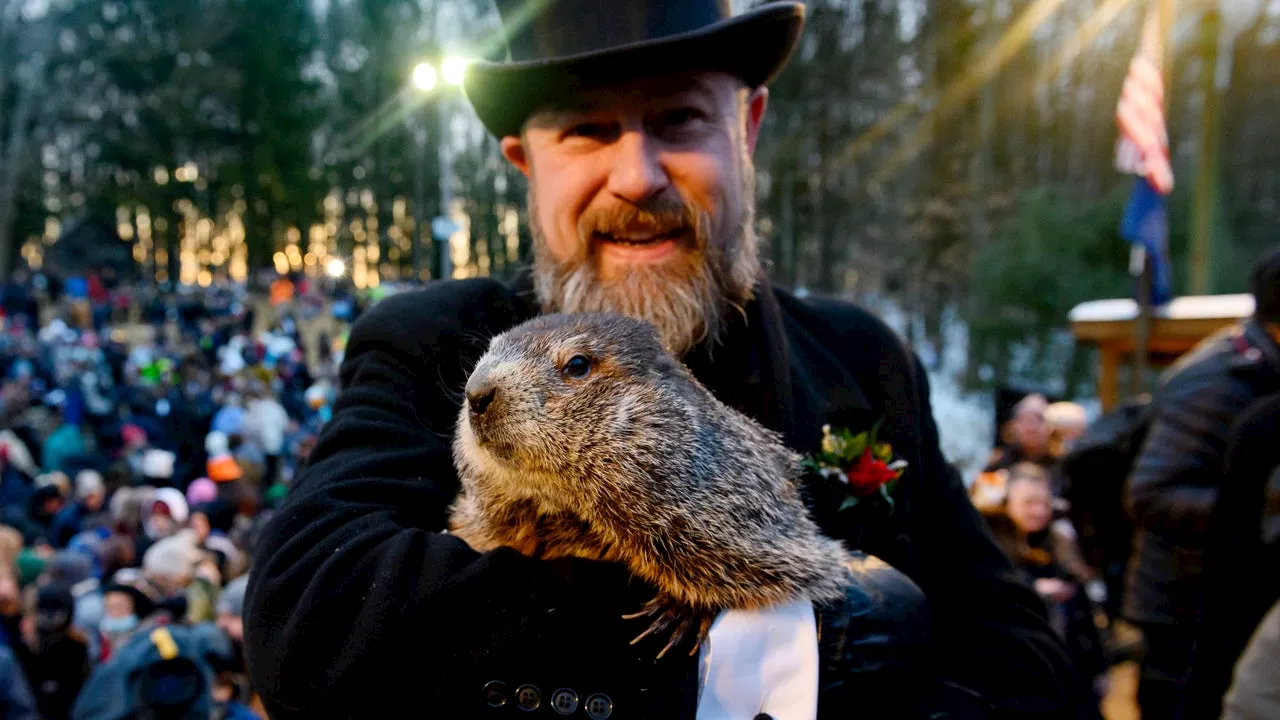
[624,597,716,659]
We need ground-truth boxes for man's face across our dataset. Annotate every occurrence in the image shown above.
[103,591,135,619]
[501,71,769,355]
[217,612,244,644]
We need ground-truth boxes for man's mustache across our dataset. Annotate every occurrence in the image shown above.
[577,196,702,244]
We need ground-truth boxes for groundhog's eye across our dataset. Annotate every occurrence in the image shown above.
[562,355,592,380]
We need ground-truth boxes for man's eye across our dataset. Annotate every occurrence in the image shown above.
[655,108,705,131]
[564,123,616,141]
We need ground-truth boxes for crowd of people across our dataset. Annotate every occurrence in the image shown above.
[0,267,355,719]
[970,248,1280,720]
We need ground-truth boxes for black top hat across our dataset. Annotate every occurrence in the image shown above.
[462,0,807,138]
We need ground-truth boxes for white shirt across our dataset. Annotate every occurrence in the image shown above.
[696,599,820,720]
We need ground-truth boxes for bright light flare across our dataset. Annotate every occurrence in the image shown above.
[442,56,470,86]
[325,258,346,278]
[411,62,437,92]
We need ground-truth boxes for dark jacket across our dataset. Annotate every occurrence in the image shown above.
[13,633,89,720]
[244,274,1077,719]
[0,646,37,720]
[1124,319,1280,625]
[1184,392,1280,720]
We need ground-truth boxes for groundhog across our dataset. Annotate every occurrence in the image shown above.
[449,312,855,658]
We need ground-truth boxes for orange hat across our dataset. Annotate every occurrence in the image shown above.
[206,454,243,482]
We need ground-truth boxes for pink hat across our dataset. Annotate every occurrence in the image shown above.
[121,424,147,447]
[186,478,217,506]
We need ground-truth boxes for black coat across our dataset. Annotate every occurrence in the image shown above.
[1184,392,1280,720]
[244,273,1077,719]
[1123,319,1280,626]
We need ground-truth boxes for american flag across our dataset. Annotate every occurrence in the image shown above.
[1114,4,1174,195]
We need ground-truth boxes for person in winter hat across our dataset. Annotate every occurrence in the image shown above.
[135,487,187,563]
[97,581,156,658]
[12,585,90,720]
[47,470,106,549]
[43,551,103,652]
[138,449,176,488]
[143,530,218,625]
[185,478,218,507]
[210,395,245,437]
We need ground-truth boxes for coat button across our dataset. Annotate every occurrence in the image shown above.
[482,680,508,708]
[515,684,542,711]
[584,693,613,719]
[550,688,579,715]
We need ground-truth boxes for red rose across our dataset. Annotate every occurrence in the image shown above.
[846,449,899,495]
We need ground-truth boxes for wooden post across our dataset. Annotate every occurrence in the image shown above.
[1132,248,1153,397]
[1100,346,1121,412]
[1131,0,1175,398]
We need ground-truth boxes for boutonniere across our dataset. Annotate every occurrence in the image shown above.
[802,420,907,513]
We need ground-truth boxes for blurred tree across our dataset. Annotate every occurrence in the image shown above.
[0,0,57,282]
[966,185,1135,392]
[224,0,324,286]
[7,0,1279,399]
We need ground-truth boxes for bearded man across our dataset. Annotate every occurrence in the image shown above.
[244,2,1078,718]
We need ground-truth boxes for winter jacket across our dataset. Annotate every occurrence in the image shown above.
[1124,319,1280,625]
[1185,392,1280,719]
[0,646,37,720]
[71,622,229,720]
[41,425,85,475]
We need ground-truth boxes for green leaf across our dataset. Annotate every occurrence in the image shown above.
[846,433,868,459]
[839,495,861,512]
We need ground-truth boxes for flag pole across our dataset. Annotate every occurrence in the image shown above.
[1130,0,1174,398]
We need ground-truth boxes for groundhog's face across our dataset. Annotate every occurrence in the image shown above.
[456,312,688,501]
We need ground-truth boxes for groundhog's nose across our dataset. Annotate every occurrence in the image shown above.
[467,385,497,416]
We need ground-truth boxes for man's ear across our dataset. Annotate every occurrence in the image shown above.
[744,86,769,155]
[500,135,532,178]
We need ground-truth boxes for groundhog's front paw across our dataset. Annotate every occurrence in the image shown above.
[622,595,717,660]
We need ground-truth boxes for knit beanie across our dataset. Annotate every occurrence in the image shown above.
[185,478,218,506]
[216,575,249,618]
[75,469,104,500]
[15,550,45,587]
[142,532,200,583]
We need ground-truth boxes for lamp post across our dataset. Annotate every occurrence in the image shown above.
[409,56,468,283]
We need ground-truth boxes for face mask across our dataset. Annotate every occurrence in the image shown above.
[101,614,138,635]
[145,519,174,539]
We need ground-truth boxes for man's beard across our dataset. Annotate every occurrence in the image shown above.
[531,157,761,357]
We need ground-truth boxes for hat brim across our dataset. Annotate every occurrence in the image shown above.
[462,2,806,138]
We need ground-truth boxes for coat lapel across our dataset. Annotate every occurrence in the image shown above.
[752,284,874,455]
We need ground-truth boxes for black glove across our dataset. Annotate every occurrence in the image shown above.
[816,552,935,720]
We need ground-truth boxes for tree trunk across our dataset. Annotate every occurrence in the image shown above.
[0,54,41,284]
[1189,7,1222,295]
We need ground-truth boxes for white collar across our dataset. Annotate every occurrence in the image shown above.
[696,599,819,720]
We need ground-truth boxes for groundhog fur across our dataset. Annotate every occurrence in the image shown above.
[449,311,855,657]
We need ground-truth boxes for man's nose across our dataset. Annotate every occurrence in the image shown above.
[606,130,670,204]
